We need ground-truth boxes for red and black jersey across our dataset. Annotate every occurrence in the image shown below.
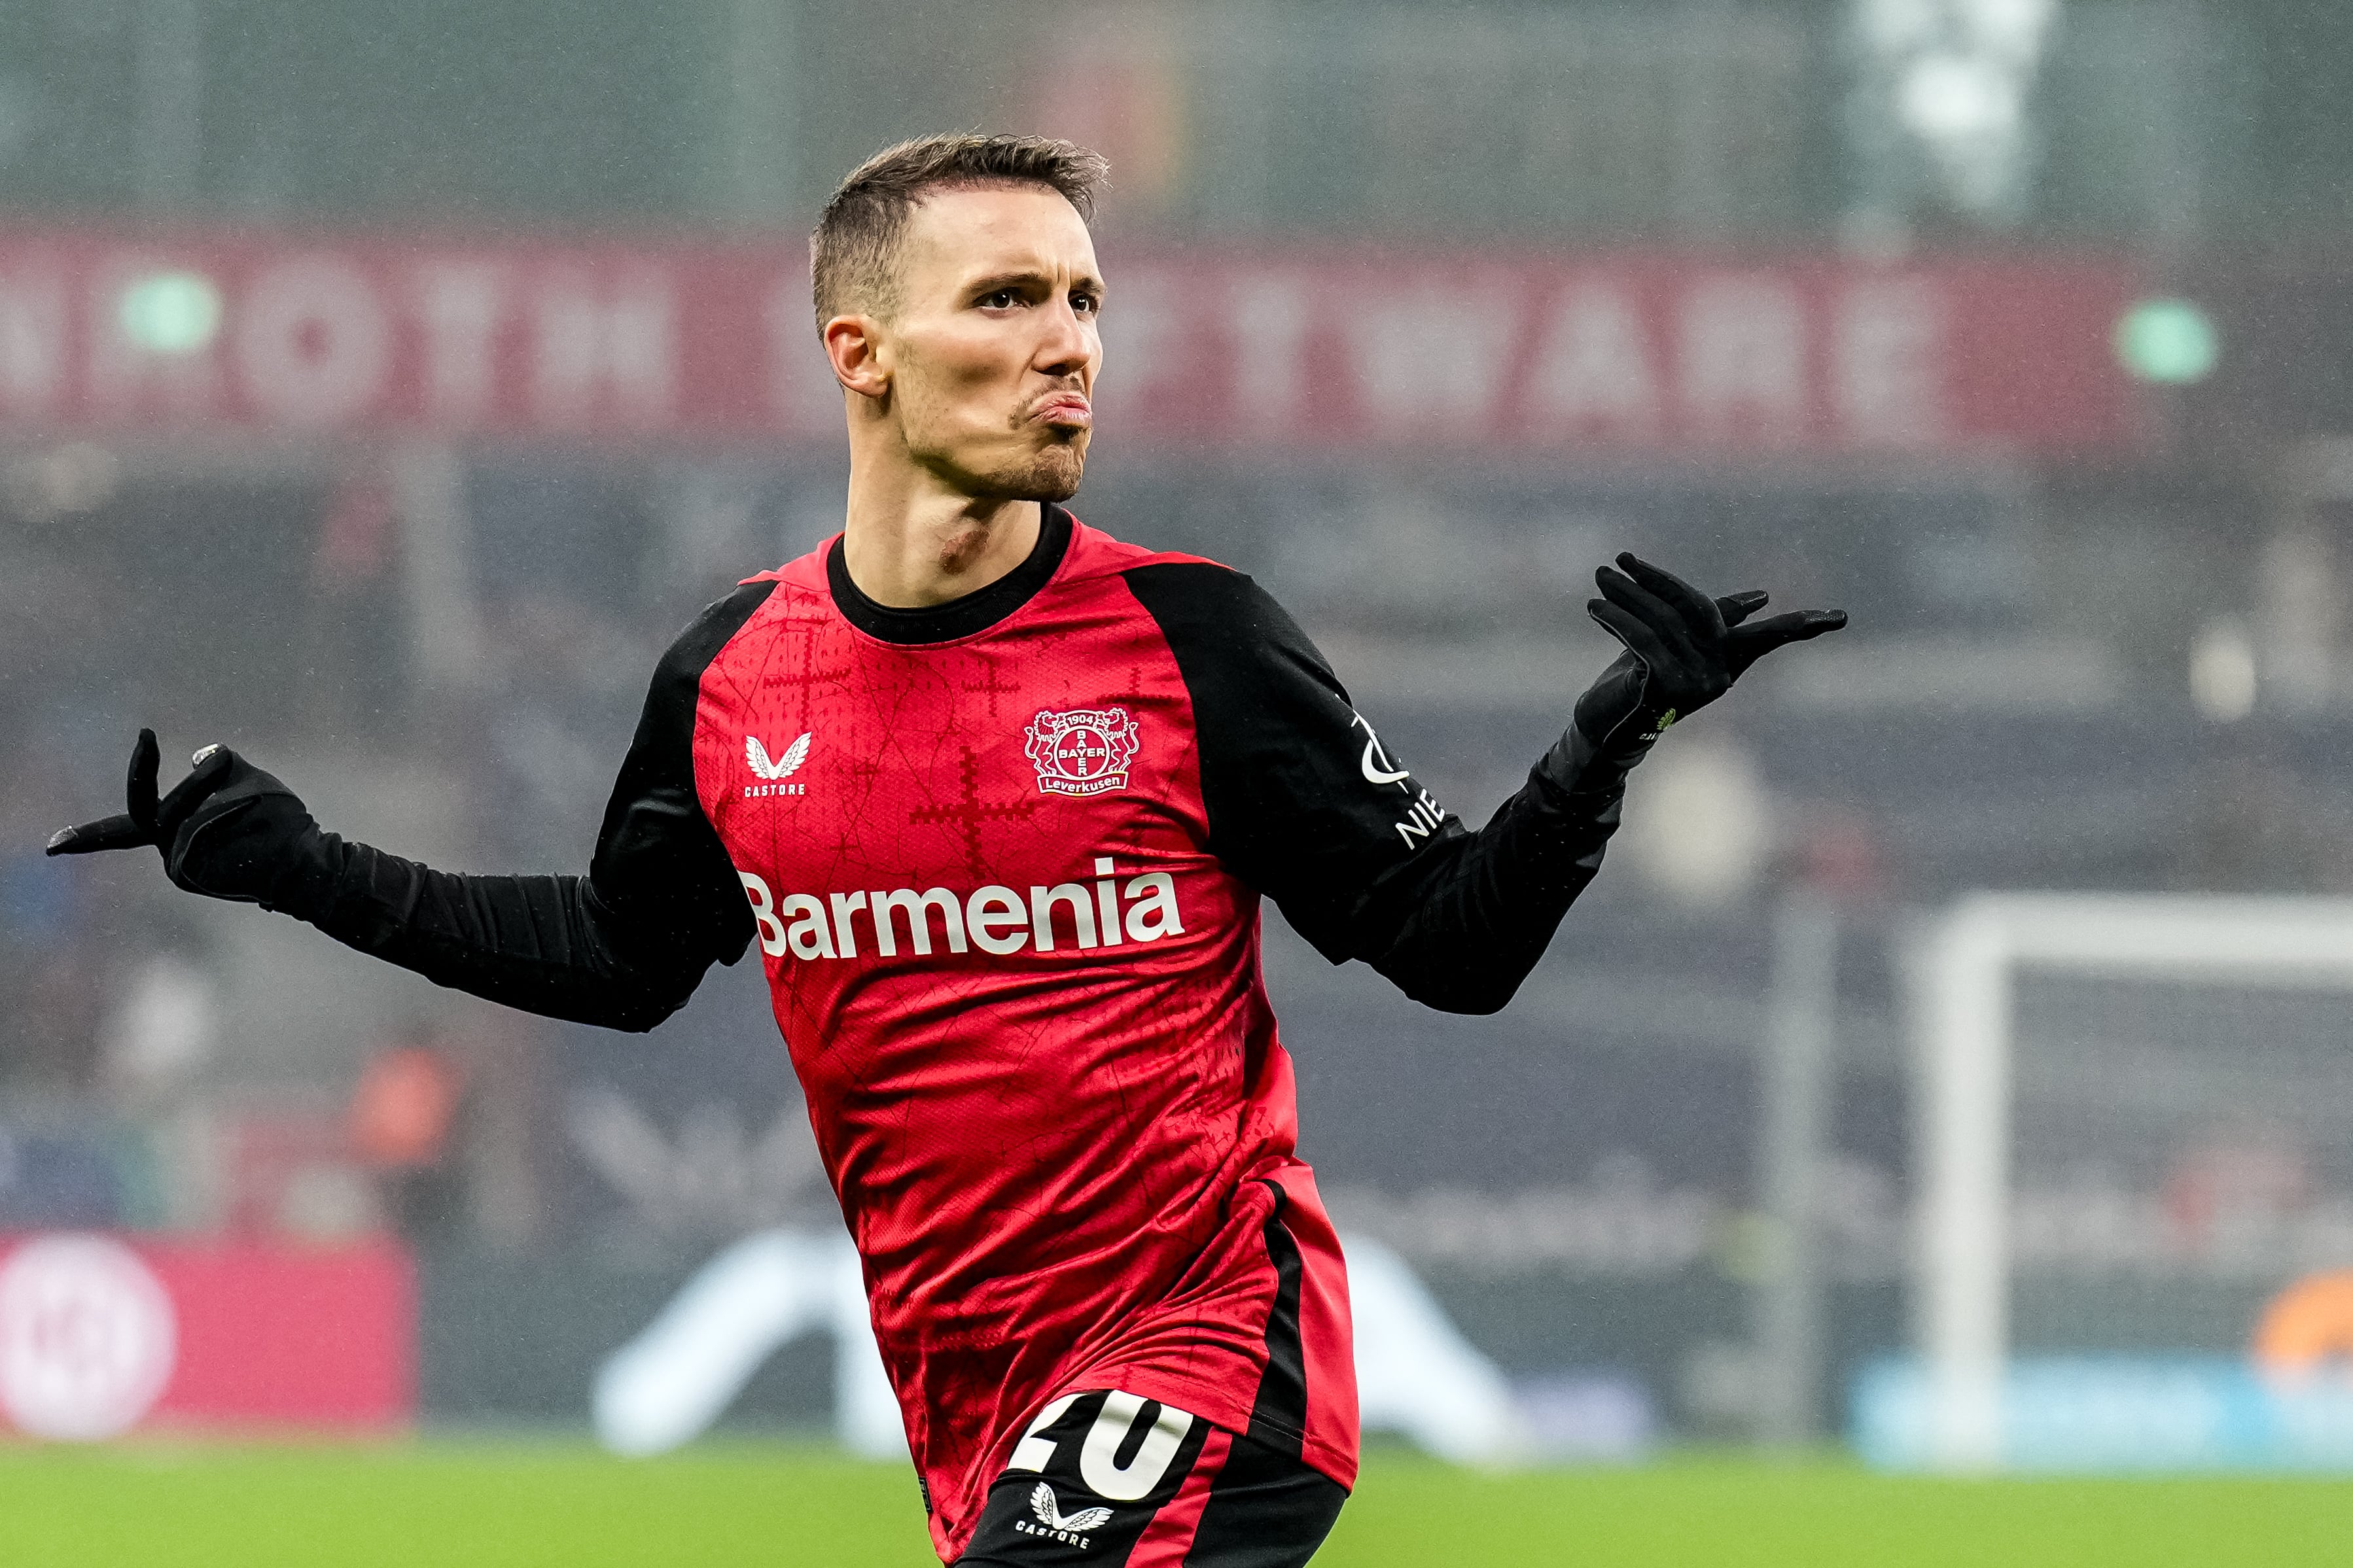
[698,515,1366,1550]
[284,504,1636,1561]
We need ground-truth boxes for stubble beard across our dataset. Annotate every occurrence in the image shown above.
[918,428,1087,504]
[897,381,1089,503]
[987,439,1086,504]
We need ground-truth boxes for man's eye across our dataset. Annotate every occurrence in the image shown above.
[982,290,1021,309]
[1072,294,1099,315]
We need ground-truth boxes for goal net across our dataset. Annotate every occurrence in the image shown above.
[1878,894,2353,1470]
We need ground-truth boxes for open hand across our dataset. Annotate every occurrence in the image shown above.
[1574,553,1846,756]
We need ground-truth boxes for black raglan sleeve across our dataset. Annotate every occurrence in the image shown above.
[1124,562,1635,1015]
[271,582,773,1032]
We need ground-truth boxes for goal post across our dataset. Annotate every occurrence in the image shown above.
[1908,892,2353,1470]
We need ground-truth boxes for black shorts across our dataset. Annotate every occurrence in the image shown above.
[954,1389,1347,1567]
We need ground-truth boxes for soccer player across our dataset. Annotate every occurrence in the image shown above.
[47,135,1843,1564]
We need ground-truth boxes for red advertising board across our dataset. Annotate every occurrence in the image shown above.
[0,226,2146,457]
[0,1234,414,1438]
[1101,248,2147,459]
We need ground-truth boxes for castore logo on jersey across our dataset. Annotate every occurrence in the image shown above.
[1025,708,1139,797]
[744,732,812,797]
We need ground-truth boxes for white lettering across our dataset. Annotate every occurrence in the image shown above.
[1525,283,1659,438]
[764,271,844,434]
[1680,276,1806,442]
[741,873,787,957]
[1835,277,1944,448]
[414,260,506,423]
[0,266,66,415]
[779,893,836,960]
[1394,790,1453,848]
[532,267,676,426]
[828,891,867,958]
[1091,268,1178,423]
[235,256,391,427]
[1123,873,1183,943]
[1078,1391,1194,1502]
[1347,285,1519,430]
[870,888,967,956]
[1230,273,1313,432]
[752,863,1180,962]
[966,886,1029,956]
[1030,883,1098,952]
[1092,858,1123,947]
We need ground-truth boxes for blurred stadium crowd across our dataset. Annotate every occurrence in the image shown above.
[7,0,2353,1451]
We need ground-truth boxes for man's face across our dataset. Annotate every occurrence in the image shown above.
[873,186,1104,502]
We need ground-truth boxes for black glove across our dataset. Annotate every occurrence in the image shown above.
[1559,553,1846,774]
[45,728,330,909]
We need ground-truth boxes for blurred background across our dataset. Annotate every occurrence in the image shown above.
[6,0,2353,1558]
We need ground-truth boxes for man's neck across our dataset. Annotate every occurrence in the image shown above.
[840,467,1043,610]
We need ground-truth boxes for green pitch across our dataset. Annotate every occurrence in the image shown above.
[4,1441,2348,1567]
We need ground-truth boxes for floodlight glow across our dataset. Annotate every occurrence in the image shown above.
[118,271,223,355]
[2115,298,2218,385]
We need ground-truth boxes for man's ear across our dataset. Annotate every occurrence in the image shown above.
[823,315,889,402]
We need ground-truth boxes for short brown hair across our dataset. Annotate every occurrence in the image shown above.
[810,133,1110,324]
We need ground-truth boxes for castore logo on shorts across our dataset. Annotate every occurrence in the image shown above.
[1019,1483,1112,1546]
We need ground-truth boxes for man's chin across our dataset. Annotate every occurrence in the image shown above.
[1028,465,1084,504]
[986,445,1086,504]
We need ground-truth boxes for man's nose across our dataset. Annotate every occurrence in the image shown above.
[1034,299,1094,378]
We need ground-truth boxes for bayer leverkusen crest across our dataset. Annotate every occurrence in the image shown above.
[1025,707,1141,797]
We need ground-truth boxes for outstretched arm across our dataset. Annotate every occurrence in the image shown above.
[1355,557,1843,1010]
[45,582,777,1033]
[1123,556,1843,1016]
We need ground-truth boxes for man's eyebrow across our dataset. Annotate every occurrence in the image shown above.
[963,268,1048,297]
[962,268,1108,301]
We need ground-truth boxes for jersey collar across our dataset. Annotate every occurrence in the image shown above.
[825,503,1073,645]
